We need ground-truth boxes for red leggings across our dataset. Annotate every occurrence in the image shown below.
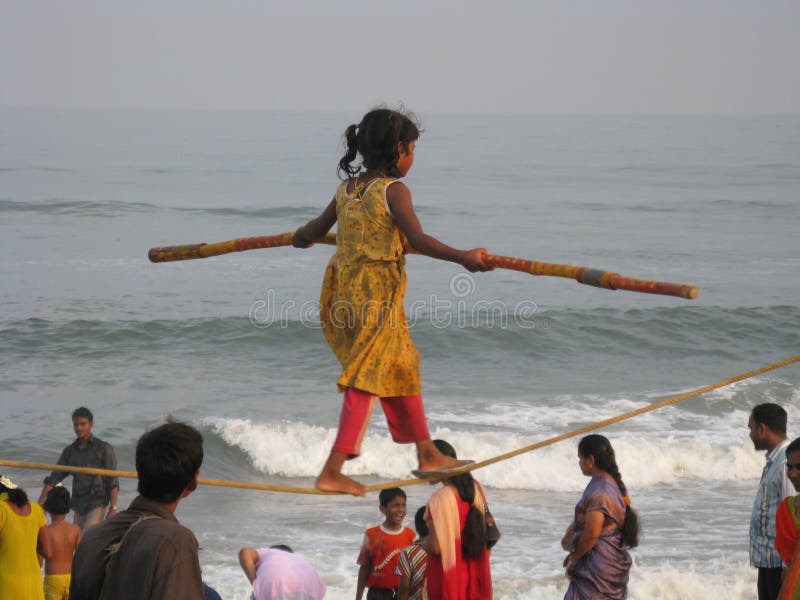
[332,387,431,457]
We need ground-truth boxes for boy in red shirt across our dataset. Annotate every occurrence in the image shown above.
[356,487,416,600]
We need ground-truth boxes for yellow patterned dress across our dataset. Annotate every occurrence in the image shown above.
[320,177,421,397]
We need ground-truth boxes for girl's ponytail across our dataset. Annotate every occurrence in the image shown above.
[337,124,360,178]
[336,107,421,180]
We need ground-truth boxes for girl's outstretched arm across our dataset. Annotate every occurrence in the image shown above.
[386,182,491,272]
[293,197,337,248]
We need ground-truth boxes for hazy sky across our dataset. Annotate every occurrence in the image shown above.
[2,1,798,114]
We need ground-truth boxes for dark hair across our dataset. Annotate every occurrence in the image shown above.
[432,439,486,558]
[414,506,429,537]
[337,107,421,179]
[72,406,94,422]
[787,437,800,457]
[136,421,203,503]
[433,439,456,458]
[752,403,787,435]
[379,487,406,507]
[578,435,639,548]
[0,479,29,508]
[43,486,71,515]
[270,544,293,553]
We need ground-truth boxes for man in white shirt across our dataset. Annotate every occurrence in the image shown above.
[749,402,794,600]
[238,544,326,600]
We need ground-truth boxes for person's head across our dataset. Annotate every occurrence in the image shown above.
[786,437,800,492]
[431,439,486,558]
[433,439,457,459]
[577,434,620,477]
[433,438,473,494]
[338,107,421,179]
[72,406,94,441]
[269,544,293,553]
[43,486,71,515]
[749,403,788,451]
[0,474,29,508]
[577,434,639,547]
[136,421,203,504]
[414,506,429,538]
[378,487,407,529]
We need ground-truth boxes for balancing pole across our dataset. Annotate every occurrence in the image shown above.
[149,232,699,300]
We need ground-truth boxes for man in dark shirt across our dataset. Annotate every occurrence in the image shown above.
[39,406,119,530]
[70,421,205,600]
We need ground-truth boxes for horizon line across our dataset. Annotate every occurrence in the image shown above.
[2,104,799,118]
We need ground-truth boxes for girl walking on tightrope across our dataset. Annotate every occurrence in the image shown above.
[293,107,491,496]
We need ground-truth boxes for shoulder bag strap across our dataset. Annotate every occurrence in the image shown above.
[99,514,162,598]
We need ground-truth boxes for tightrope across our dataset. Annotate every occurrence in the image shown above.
[2,355,797,495]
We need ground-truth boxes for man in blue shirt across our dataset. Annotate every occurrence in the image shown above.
[749,402,793,600]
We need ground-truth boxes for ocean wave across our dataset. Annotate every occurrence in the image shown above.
[0,198,320,220]
[0,166,75,173]
[171,205,321,219]
[205,554,758,600]
[710,197,797,209]
[2,305,797,368]
[199,415,768,490]
[625,562,755,600]
[0,198,157,216]
[473,563,755,600]
[0,316,320,358]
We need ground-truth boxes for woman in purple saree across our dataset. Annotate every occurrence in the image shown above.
[561,435,640,599]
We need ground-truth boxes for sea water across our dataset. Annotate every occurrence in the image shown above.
[1,107,799,599]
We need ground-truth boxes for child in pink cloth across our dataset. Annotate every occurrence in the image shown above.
[238,544,326,600]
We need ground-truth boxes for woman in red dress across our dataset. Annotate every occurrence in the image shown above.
[424,441,492,600]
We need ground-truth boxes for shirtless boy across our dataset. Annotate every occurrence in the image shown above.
[39,487,82,600]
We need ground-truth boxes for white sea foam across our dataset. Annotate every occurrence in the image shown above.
[427,378,798,439]
[201,552,758,600]
[626,561,755,600]
[201,415,765,491]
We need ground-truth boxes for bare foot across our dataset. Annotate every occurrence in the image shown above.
[412,460,475,480]
[417,440,472,471]
[315,472,366,496]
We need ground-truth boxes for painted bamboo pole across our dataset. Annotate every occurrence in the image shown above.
[148,232,699,299]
